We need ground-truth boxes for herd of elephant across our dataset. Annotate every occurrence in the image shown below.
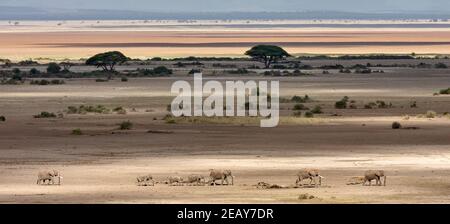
[36,169,387,187]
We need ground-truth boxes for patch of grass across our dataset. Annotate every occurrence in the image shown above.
[66,105,111,114]
[444,112,450,119]
[71,128,83,135]
[426,110,437,118]
[119,121,133,130]
[364,101,392,109]
[113,106,127,114]
[34,111,56,118]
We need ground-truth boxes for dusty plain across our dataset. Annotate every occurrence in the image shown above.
[1,59,450,203]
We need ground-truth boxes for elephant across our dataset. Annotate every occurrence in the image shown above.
[209,169,234,186]
[296,169,323,187]
[186,175,206,185]
[363,170,386,186]
[168,176,184,184]
[37,170,62,185]
[136,174,154,186]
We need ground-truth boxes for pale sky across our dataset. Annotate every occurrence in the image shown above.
[1,0,450,12]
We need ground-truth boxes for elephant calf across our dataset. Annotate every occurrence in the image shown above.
[136,174,154,186]
[37,170,62,185]
[296,169,323,187]
[363,170,386,186]
[186,175,206,185]
[209,169,234,186]
[168,176,184,185]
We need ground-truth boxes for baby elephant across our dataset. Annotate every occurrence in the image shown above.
[209,169,234,186]
[296,169,323,187]
[363,170,386,186]
[186,175,206,185]
[37,170,62,185]
[168,176,184,185]
[136,174,154,186]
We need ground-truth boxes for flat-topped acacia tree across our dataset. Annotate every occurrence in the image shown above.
[85,51,129,72]
[245,45,291,68]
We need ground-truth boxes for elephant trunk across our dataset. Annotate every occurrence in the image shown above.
[383,176,386,186]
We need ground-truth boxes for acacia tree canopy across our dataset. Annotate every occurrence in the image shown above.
[245,45,291,68]
[85,51,129,72]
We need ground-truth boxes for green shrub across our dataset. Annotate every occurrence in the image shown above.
[335,97,349,109]
[119,121,133,130]
[0,116,5,122]
[30,68,40,75]
[32,79,64,85]
[311,105,323,114]
[50,79,65,85]
[34,111,57,118]
[71,128,83,135]
[291,95,311,103]
[47,63,62,74]
[95,79,108,82]
[439,88,450,95]
[392,122,402,129]
[67,106,78,114]
[12,68,21,75]
[304,111,314,118]
[364,102,377,109]
[121,77,128,82]
[152,66,173,75]
[293,104,309,111]
[435,63,448,69]
[188,69,202,75]
[30,80,48,85]
[228,68,249,74]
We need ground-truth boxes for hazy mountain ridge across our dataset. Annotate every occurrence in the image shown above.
[1,6,450,20]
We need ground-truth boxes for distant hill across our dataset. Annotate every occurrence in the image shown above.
[1,6,450,20]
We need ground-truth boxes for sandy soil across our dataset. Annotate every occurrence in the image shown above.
[1,66,450,203]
